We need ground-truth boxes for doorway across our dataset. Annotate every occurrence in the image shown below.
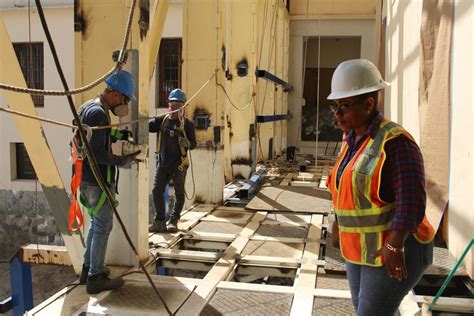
[301,37,361,148]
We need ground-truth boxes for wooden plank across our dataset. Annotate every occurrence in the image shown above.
[181,239,230,250]
[280,173,294,186]
[235,265,297,278]
[239,255,300,268]
[290,215,324,316]
[246,186,332,213]
[289,181,319,188]
[217,281,294,294]
[152,249,219,261]
[199,216,251,224]
[20,244,71,266]
[313,288,352,299]
[398,291,421,316]
[414,295,474,314]
[184,231,237,242]
[177,212,267,315]
[250,235,306,243]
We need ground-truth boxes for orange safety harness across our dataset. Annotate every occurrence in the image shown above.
[68,136,84,232]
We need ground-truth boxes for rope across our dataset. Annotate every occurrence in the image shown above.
[0,70,218,130]
[33,1,172,314]
[0,0,136,97]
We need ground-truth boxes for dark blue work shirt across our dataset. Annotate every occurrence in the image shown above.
[149,116,196,171]
[79,99,126,184]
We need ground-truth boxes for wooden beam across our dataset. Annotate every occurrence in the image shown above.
[217,281,294,294]
[177,212,267,315]
[183,231,237,242]
[153,249,219,261]
[414,295,474,314]
[239,255,300,268]
[313,288,351,299]
[20,244,71,266]
[290,215,323,316]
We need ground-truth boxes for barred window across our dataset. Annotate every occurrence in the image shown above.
[15,143,36,180]
[13,42,44,107]
[157,39,182,108]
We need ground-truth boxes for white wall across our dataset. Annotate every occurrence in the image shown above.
[0,7,74,191]
[385,0,473,277]
[384,0,423,141]
[448,0,473,278]
[288,19,375,148]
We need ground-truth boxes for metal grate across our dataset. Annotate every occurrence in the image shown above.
[202,289,293,316]
[312,297,355,315]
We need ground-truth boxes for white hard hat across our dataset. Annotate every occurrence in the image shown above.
[327,59,390,100]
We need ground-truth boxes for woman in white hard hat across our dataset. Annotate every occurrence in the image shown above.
[326,59,435,315]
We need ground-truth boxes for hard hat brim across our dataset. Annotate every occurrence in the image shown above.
[327,81,390,100]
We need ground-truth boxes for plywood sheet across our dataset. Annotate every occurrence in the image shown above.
[191,222,245,235]
[246,186,332,213]
[255,224,308,239]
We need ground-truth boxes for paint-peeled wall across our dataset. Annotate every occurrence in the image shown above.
[183,0,289,203]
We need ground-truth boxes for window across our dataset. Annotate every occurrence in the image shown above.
[15,143,36,180]
[13,42,44,107]
[157,39,182,108]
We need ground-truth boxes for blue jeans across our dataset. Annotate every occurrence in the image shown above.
[82,183,116,276]
[345,235,433,316]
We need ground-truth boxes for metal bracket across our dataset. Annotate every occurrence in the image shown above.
[255,68,293,92]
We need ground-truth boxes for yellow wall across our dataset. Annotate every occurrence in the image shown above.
[183,0,290,188]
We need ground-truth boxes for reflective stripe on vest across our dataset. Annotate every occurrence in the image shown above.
[327,119,435,266]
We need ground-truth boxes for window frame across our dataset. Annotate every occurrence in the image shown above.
[14,143,37,180]
[157,38,182,108]
[13,42,44,107]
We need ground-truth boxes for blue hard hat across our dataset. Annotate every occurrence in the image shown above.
[168,88,186,103]
[105,70,136,101]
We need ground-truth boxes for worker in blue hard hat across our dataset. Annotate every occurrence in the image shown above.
[149,88,196,233]
[75,70,141,294]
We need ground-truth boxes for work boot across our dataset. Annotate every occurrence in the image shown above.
[86,273,124,295]
[149,220,167,233]
[79,265,111,285]
[167,217,179,233]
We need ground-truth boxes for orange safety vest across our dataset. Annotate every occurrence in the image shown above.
[327,119,435,267]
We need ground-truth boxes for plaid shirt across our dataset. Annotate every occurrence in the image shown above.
[336,112,426,232]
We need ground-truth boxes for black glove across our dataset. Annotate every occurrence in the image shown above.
[112,129,133,142]
[120,150,141,166]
